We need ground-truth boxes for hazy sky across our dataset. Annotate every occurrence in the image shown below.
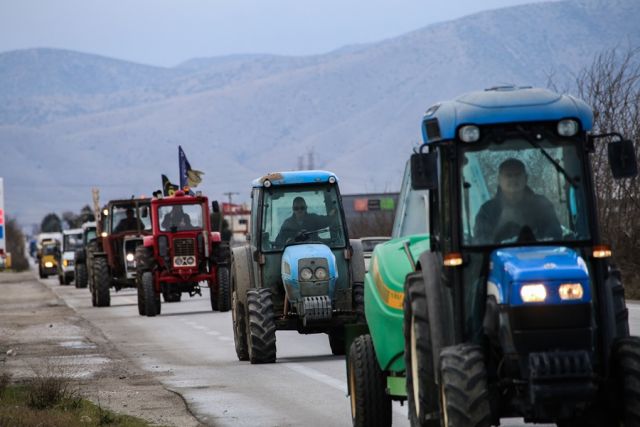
[1,0,549,67]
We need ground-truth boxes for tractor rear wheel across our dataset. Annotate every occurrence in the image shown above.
[246,288,277,364]
[142,271,160,317]
[352,282,365,322]
[93,257,111,307]
[217,266,231,312]
[612,336,640,425]
[328,328,346,355]
[75,263,87,288]
[58,274,64,285]
[439,344,491,427]
[137,278,146,316]
[348,334,391,427]
[404,273,439,427]
[232,288,249,360]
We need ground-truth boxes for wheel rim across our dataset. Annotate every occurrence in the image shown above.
[440,382,449,426]
[410,314,421,419]
[349,359,357,417]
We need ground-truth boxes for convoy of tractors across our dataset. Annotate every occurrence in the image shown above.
[33,86,639,426]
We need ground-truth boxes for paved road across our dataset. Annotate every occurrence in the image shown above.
[40,275,640,427]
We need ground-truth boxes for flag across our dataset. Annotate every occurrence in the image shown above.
[162,174,179,196]
[179,146,204,189]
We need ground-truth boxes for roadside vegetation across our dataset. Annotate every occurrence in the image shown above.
[0,371,154,427]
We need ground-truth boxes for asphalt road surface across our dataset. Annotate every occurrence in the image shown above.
[39,275,640,427]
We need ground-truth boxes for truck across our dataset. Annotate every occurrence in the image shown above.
[347,86,639,426]
[88,198,151,307]
[230,171,365,363]
[57,228,83,285]
[134,190,229,316]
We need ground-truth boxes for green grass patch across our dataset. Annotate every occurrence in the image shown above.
[0,382,155,427]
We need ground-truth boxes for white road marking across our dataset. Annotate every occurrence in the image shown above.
[205,331,220,336]
[283,362,406,416]
[218,336,232,341]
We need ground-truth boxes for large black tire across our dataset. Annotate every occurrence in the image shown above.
[137,280,146,316]
[246,288,277,364]
[353,282,365,321]
[608,270,630,339]
[217,266,231,312]
[328,328,346,356]
[612,336,640,425]
[93,257,111,307]
[58,274,64,285]
[404,272,439,427]
[210,279,219,312]
[75,263,88,288]
[39,266,46,279]
[348,334,391,427]
[142,271,161,317]
[232,287,249,361]
[439,344,491,427]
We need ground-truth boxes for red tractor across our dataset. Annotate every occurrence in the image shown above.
[134,190,230,317]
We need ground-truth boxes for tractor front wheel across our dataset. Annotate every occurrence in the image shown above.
[348,334,391,427]
[404,272,439,427]
[612,336,640,425]
[216,266,231,312]
[93,257,111,307]
[328,328,346,356]
[439,344,491,427]
[232,289,249,361]
[75,263,88,288]
[246,288,277,364]
[142,271,160,317]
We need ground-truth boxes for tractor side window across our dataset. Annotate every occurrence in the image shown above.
[261,185,346,252]
[460,136,591,246]
[64,233,83,251]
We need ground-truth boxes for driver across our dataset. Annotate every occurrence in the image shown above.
[474,158,562,243]
[114,208,143,232]
[162,205,193,230]
[275,197,336,245]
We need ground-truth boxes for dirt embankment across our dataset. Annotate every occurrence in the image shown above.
[0,271,204,427]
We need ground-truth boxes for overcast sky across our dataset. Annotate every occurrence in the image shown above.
[0,0,550,67]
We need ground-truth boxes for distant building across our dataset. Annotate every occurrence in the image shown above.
[342,193,399,238]
[222,202,251,243]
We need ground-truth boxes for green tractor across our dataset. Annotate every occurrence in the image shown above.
[347,87,639,426]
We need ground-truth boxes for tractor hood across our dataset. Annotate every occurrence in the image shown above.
[488,246,591,305]
[281,244,338,302]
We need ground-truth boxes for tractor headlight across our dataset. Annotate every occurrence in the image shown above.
[557,119,579,137]
[63,259,69,267]
[520,283,547,303]
[458,125,480,142]
[45,262,54,268]
[126,253,135,262]
[314,267,328,280]
[300,267,313,281]
[559,283,584,300]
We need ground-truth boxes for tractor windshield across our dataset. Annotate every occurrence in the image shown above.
[459,132,591,246]
[111,204,151,233]
[158,203,203,232]
[63,233,83,251]
[261,184,346,252]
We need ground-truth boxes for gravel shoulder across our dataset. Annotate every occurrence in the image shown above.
[0,271,204,427]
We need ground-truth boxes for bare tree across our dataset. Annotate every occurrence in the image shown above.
[574,47,640,294]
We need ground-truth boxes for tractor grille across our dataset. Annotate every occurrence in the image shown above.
[173,238,195,256]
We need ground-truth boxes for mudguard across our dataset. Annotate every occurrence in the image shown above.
[349,239,366,284]
[232,245,255,306]
[417,251,455,380]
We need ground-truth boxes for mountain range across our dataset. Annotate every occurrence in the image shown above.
[0,0,638,226]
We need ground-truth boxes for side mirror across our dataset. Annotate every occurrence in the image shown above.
[212,201,220,214]
[608,139,638,179]
[410,152,438,190]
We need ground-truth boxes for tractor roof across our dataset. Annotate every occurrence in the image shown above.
[151,190,208,205]
[107,197,151,206]
[252,170,339,188]
[421,86,594,144]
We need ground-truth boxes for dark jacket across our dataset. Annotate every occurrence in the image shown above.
[474,187,562,244]
[275,213,334,245]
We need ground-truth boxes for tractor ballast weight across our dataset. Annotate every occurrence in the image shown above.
[134,190,230,317]
[347,87,640,426]
[231,170,365,364]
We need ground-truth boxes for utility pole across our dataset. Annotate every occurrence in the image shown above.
[223,191,240,238]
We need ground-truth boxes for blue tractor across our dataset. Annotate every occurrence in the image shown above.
[230,171,366,363]
[391,87,639,425]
